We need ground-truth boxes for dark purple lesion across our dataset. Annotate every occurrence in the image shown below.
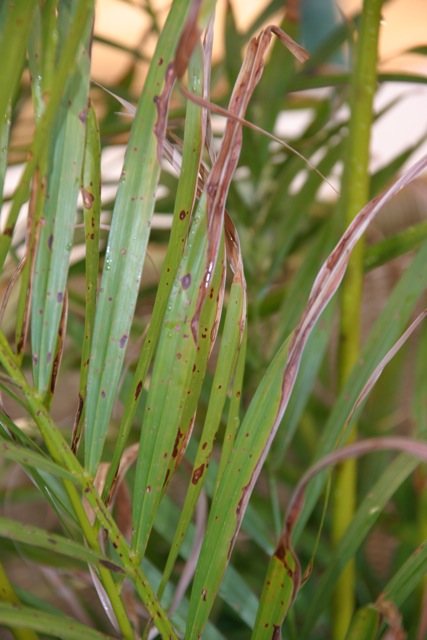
[181,273,192,290]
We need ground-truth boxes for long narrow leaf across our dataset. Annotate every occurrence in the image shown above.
[186,156,427,637]
[71,99,101,452]
[0,516,122,572]
[131,201,225,558]
[0,602,116,640]
[31,3,92,401]
[103,43,207,502]
[84,0,193,474]
[0,2,37,128]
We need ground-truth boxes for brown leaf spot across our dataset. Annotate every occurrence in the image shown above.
[101,390,106,399]
[192,464,205,485]
[119,334,128,349]
[179,210,186,220]
[202,588,207,602]
[56,292,63,303]
[82,187,94,209]
[48,234,53,250]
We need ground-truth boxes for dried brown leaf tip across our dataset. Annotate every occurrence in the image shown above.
[376,595,406,640]
[174,0,203,80]
[192,26,308,337]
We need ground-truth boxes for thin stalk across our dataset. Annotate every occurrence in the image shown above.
[0,330,178,639]
[414,322,427,636]
[333,1,383,638]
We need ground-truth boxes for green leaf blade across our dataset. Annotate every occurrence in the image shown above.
[84,0,192,474]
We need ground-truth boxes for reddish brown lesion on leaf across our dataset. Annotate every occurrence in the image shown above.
[172,427,184,460]
[135,379,143,400]
[81,187,94,209]
[192,464,205,485]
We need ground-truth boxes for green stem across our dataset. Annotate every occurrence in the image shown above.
[333,1,383,638]
[0,329,178,639]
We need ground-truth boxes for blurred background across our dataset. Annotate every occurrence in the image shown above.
[91,0,427,169]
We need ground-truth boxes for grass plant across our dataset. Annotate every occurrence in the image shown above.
[1,1,427,638]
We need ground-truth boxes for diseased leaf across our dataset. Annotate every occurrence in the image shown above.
[0,516,122,571]
[84,0,196,475]
[31,2,92,402]
[131,200,226,558]
[0,602,117,640]
[186,156,427,637]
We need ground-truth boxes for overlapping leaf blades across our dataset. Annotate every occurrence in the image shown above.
[2,1,427,639]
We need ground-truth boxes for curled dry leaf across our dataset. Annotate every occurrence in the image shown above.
[282,437,427,600]
[173,0,203,80]
[376,595,406,640]
[190,25,309,341]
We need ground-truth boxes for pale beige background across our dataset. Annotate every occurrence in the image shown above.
[92,0,427,83]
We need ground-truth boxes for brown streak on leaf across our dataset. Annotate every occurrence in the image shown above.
[50,291,68,396]
[153,63,176,164]
[174,415,196,468]
[71,393,84,454]
[174,0,203,79]
[135,379,143,400]
[99,559,125,573]
[172,428,184,460]
[191,26,307,340]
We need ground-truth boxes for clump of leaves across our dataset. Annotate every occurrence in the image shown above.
[1,1,427,639]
